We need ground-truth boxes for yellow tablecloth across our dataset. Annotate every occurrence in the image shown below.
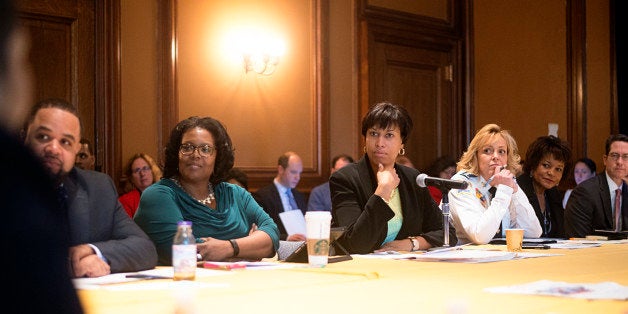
[78,243,628,314]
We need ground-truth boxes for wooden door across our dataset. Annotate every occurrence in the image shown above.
[358,2,469,172]
[17,0,121,180]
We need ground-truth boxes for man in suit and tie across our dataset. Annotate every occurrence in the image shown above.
[23,98,158,277]
[253,151,307,241]
[565,134,628,238]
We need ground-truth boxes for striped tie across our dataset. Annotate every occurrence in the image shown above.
[287,189,298,210]
[614,188,622,232]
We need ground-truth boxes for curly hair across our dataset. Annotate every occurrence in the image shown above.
[163,116,234,185]
[457,124,521,176]
[522,135,572,183]
[361,101,413,144]
[120,153,163,193]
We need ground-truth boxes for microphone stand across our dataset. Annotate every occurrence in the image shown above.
[440,187,451,248]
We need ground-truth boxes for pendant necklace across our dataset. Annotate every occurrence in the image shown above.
[172,178,215,206]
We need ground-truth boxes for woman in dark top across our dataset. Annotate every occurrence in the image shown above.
[330,102,456,254]
[517,135,572,238]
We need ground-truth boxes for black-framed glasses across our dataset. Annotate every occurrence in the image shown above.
[133,166,151,175]
[179,143,215,157]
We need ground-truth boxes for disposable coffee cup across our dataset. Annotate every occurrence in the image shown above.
[305,211,331,267]
[506,228,524,252]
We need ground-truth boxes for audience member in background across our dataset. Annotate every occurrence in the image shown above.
[253,151,307,241]
[0,1,83,311]
[517,136,572,238]
[226,167,249,190]
[24,98,158,277]
[562,157,597,208]
[330,102,456,254]
[425,155,457,204]
[307,154,354,212]
[395,155,415,168]
[565,134,628,237]
[135,116,279,265]
[118,153,162,217]
[448,124,542,244]
[75,137,96,170]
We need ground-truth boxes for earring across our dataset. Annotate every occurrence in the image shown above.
[399,148,406,156]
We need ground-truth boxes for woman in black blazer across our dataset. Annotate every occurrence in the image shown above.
[330,102,456,254]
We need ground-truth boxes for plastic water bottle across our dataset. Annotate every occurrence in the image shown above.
[172,221,196,280]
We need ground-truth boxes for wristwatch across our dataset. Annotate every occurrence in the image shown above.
[408,236,419,251]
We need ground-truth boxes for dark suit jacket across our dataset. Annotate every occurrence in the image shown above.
[63,167,158,273]
[253,183,307,240]
[517,174,565,238]
[564,173,628,237]
[329,154,457,254]
[1,130,83,313]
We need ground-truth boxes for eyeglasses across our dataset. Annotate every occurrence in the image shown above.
[179,143,215,157]
[133,166,151,175]
[607,153,628,162]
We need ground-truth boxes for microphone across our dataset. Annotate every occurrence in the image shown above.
[416,173,468,190]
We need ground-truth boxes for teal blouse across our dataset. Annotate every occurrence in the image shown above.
[134,179,280,265]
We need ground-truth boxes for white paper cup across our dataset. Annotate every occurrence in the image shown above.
[305,211,332,267]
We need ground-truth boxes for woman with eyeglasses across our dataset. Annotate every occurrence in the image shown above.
[134,116,279,265]
[516,136,572,238]
[118,153,162,217]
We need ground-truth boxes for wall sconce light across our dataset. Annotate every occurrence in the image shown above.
[244,52,280,75]
[237,32,285,75]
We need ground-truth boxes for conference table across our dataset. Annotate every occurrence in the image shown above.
[77,242,627,313]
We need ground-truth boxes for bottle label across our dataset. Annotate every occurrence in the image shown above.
[172,244,196,280]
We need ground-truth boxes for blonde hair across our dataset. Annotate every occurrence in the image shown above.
[457,124,521,176]
[120,153,163,193]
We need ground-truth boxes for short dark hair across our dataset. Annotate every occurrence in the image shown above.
[522,135,572,183]
[426,155,457,177]
[331,154,353,168]
[605,134,628,154]
[361,102,413,144]
[24,98,82,135]
[575,157,596,174]
[163,116,234,185]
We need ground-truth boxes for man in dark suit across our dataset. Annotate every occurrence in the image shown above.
[1,1,83,311]
[24,98,158,277]
[565,134,628,238]
[253,151,307,241]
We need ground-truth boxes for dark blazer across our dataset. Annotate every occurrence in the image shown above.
[2,130,83,313]
[329,154,457,254]
[63,167,158,273]
[564,173,628,238]
[253,183,307,240]
[517,174,565,238]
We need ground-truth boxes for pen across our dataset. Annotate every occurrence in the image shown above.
[125,274,172,279]
[522,244,550,249]
[203,261,247,270]
[425,243,470,254]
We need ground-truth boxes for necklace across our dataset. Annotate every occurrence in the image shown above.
[171,178,215,206]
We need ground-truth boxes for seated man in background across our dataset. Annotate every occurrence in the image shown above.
[565,134,628,237]
[75,137,96,170]
[1,0,82,311]
[254,151,307,241]
[307,154,354,212]
[23,98,158,277]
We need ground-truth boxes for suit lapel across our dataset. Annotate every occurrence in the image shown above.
[598,175,614,227]
[64,172,90,245]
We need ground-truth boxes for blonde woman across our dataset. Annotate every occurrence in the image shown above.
[448,124,542,244]
[118,153,162,217]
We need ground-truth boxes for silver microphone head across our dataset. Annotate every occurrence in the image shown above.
[416,173,428,187]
